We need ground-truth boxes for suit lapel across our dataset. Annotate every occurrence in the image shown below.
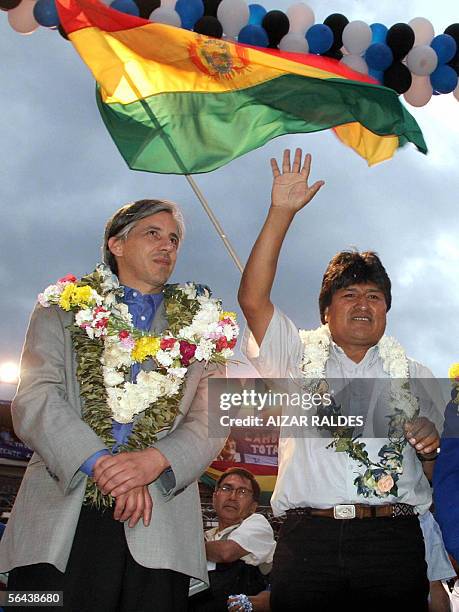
[150,298,168,335]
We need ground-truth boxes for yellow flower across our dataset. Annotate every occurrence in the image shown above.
[132,336,161,363]
[220,311,236,321]
[58,284,94,311]
[448,363,459,382]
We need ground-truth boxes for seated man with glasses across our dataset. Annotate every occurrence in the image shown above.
[189,467,275,611]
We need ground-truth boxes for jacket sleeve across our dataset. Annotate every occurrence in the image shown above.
[153,362,227,499]
[12,304,109,494]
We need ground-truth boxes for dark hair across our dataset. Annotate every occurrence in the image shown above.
[216,467,261,502]
[103,199,185,275]
[319,250,391,323]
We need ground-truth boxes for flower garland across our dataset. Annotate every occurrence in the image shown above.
[38,265,238,507]
[299,325,419,499]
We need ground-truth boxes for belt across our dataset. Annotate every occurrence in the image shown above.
[286,503,415,520]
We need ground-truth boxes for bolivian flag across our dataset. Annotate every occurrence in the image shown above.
[57,0,427,173]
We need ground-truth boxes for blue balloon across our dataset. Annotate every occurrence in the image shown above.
[431,34,457,65]
[365,43,393,71]
[238,24,269,47]
[110,0,139,16]
[370,23,388,44]
[33,0,59,27]
[430,65,458,93]
[248,3,267,26]
[176,0,204,30]
[306,24,333,55]
[368,68,384,84]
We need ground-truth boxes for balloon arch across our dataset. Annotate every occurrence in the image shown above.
[3,0,459,107]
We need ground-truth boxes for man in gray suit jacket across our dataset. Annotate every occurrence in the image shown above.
[0,199,226,611]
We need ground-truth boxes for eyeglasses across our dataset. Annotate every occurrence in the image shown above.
[217,484,253,498]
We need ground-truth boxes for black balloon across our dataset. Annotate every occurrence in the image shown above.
[262,10,289,48]
[445,24,459,65]
[324,13,349,49]
[323,48,343,60]
[58,23,69,40]
[383,61,412,94]
[386,23,415,60]
[194,16,223,38]
[203,0,222,18]
[0,0,21,10]
[133,0,159,19]
[449,57,459,76]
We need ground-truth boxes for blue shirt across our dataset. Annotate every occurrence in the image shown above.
[80,286,164,475]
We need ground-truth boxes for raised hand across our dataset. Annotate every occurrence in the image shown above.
[271,148,324,213]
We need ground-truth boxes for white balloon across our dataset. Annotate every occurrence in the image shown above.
[454,82,459,102]
[341,54,369,75]
[8,0,38,35]
[403,75,433,107]
[217,0,249,39]
[286,2,314,35]
[161,0,176,6]
[406,45,438,76]
[279,32,309,53]
[408,17,435,46]
[149,7,181,27]
[342,20,372,55]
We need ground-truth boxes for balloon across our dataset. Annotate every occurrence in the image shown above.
[368,68,383,83]
[203,0,221,17]
[306,23,333,55]
[341,54,368,75]
[287,2,314,35]
[406,45,438,76]
[133,0,159,19]
[217,0,249,39]
[248,3,265,26]
[149,6,181,26]
[403,75,433,107]
[0,0,21,10]
[444,23,459,45]
[238,24,268,46]
[365,43,393,71]
[342,20,372,55]
[160,0,175,6]
[323,13,348,48]
[431,34,457,65]
[176,0,203,29]
[386,23,415,60]
[33,0,58,27]
[57,22,69,39]
[279,32,308,53]
[430,64,458,94]
[370,22,387,44]
[262,10,289,48]
[194,15,222,37]
[110,0,139,16]
[8,0,38,33]
[323,48,343,60]
[383,61,412,94]
[408,17,434,46]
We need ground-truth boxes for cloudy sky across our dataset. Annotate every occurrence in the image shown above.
[1,0,458,400]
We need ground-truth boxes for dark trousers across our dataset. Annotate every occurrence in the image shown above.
[7,505,189,612]
[270,514,429,612]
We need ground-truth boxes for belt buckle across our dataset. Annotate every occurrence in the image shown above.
[333,504,356,519]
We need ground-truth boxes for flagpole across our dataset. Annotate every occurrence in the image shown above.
[130,91,244,274]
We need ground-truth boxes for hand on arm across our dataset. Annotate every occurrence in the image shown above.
[113,485,153,528]
[238,148,324,347]
[93,447,170,497]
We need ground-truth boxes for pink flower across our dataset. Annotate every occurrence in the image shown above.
[58,274,77,284]
[161,337,177,351]
[376,474,394,494]
[216,337,229,352]
[179,341,196,366]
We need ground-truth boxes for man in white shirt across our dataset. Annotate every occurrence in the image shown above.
[190,467,275,611]
[238,148,442,612]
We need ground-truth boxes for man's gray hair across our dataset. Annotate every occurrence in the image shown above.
[103,199,185,275]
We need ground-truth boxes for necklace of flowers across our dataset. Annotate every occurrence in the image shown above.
[38,264,239,507]
[299,324,419,499]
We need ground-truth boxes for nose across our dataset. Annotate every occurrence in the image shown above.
[228,488,239,499]
[355,295,369,308]
[159,238,174,252]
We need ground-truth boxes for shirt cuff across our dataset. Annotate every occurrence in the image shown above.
[79,449,110,476]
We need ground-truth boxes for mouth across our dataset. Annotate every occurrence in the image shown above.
[223,503,238,511]
[153,256,171,266]
[351,315,371,322]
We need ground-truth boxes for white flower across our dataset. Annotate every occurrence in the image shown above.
[103,367,125,387]
[195,338,214,361]
[223,324,235,341]
[102,337,132,368]
[75,308,93,327]
[167,367,187,378]
[220,348,233,359]
[37,284,61,307]
[182,283,197,300]
[156,349,173,368]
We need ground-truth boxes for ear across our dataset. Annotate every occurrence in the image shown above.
[324,307,329,322]
[108,235,124,258]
